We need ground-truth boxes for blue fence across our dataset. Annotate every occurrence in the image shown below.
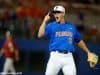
[0,38,100,75]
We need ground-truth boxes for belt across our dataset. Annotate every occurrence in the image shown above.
[51,50,69,54]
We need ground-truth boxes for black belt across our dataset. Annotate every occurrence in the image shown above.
[51,50,69,54]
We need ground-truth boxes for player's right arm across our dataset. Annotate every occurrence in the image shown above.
[0,42,6,57]
[38,13,50,38]
[0,48,4,57]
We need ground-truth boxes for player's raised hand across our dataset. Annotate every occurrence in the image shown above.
[38,12,51,38]
[43,12,51,23]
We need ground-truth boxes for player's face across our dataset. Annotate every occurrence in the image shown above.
[53,11,65,22]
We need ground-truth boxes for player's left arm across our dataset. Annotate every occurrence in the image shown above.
[77,40,90,54]
[13,41,19,62]
[74,26,98,68]
[74,26,97,55]
[77,40,99,68]
[15,49,19,62]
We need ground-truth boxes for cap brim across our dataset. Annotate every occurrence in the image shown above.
[52,11,63,13]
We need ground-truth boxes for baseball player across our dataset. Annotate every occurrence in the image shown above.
[0,31,19,75]
[38,5,98,75]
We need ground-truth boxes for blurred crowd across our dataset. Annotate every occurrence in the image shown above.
[0,0,100,43]
[0,0,48,38]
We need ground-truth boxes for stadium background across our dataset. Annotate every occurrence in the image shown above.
[0,0,100,75]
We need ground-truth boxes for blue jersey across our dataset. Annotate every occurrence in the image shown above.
[45,21,82,52]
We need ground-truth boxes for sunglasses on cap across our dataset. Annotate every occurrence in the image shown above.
[52,11,62,14]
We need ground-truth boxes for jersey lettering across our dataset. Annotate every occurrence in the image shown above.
[55,31,73,37]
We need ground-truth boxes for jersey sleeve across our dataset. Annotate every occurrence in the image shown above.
[74,27,82,43]
[45,23,51,37]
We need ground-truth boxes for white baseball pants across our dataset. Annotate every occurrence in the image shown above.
[45,51,76,75]
[2,58,16,75]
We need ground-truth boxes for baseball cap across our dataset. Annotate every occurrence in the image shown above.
[53,5,65,13]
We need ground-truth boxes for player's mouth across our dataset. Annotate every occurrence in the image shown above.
[56,17,58,19]
[55,17,59,20]
[55,17,60,22]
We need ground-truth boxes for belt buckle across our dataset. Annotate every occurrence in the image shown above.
[63,50,68,54]
[59,50,68,54]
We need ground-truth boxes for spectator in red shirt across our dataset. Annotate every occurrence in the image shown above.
[0,31,19,75]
